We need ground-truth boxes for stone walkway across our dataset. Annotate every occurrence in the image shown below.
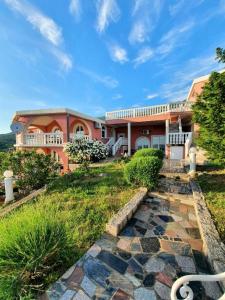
[46,176,222,300]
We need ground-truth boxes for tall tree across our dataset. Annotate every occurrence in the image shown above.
[192,49,225,164]
[216,47,225,63]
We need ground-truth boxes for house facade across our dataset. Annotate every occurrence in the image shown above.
[12,73,209,171]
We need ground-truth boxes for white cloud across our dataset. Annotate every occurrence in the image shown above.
[146,93,158,99]
[69,0,82,20]
[4,0,73,71]
[96,0,120,33]
[157,21,195,57]
[78,67,118,88]
[169,0,204,16]
[133,47,154,67]
[160,54,221,102]
[50,48,73,71]
[129,0,163,44]
[4,0,62,46]
[108,43,128,64]
[112,93,122,100]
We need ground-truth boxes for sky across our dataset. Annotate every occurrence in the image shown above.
[0,0,225,133]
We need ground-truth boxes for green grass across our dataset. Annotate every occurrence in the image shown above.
[197,167,225,244]
[0,162,137,299]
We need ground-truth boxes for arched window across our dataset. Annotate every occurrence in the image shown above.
[75,124,84,136]
[101,125,107,138]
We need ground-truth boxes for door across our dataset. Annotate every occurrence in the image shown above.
[152,135,166,153]
[170,146,184,160]
[135,136,150,150]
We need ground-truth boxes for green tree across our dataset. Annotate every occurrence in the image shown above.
[216,47,225,63]
[192,64,225,164]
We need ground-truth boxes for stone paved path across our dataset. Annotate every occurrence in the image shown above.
[46,176,222,300]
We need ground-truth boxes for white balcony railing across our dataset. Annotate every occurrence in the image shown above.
[17,132,64,146]
[168,132,192,145]
[112,137,128,156]
[69,133,91,142]
[106,102,191,120]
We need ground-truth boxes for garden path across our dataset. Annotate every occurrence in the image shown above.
[45,175,222,300]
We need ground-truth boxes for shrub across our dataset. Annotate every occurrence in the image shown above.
[124,156,163,189]
[0,201,75,299]
[133,148,164,160]
[64,137,108,170]
[0,151,59,194]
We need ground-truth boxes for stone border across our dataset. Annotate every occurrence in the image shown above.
[0,186,46,219]
[106,187,148,236]
[190,180,225,290]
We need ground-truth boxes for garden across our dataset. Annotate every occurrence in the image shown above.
[0,137,164,299]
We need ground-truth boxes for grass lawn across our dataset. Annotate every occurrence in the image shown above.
[197,167,225,244]
[0,161,138,299]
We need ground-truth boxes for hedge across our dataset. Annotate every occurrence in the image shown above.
[124,156,163,189]
[133,148,164,160]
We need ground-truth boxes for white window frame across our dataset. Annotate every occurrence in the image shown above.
[151,135,166,151]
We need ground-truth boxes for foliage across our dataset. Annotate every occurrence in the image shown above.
[197,168,225,243]
[0,151,59,193]
[0,203,75,299]
[192,70,225,164]
[0,162,137,298]
[124,156,163,189]
[133,148,164,160]
[216,47,225,63]
[64,137,108,170]
[0,133,15,152]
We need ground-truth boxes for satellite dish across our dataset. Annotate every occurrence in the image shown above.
[10,122,25,134]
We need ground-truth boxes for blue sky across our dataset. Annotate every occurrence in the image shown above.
[0,0,225,133]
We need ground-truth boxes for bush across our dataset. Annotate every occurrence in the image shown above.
[0,202,75,299]
[124,156,163,189]
[0,151,59,194]
[133,148,164,160]
[64,137,108,169]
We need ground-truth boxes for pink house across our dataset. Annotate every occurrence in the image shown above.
[12,73,209,171]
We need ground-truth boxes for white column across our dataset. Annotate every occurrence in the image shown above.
[189,147,196,175]
[4,170,14,204]
[128,122,131,156]
[165,119,169,144]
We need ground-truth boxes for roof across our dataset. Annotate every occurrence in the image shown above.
[13,108,105,124]
[187,68,225,100]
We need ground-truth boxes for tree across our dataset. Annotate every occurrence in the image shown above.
[216,47,225,63]
[64,137,108,170]
[0,151,59,193]
[192,63,225,164]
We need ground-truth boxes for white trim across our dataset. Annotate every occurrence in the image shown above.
[13,108,105,124]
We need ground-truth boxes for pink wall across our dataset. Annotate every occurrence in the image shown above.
[115,124,165,150]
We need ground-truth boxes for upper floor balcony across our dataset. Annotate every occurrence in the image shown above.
[16,132,91,147]
[105,102,191,120]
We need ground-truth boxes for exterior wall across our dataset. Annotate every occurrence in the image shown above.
[115,124,165,151]
[188,81,207,103]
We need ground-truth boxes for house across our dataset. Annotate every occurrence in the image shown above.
[12,72,211,171]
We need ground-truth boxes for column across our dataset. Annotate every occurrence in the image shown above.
[165,119,169,144]
[128,122,131,156]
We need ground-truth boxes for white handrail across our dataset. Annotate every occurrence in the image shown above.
[171,272,225,300]
[168,132,192,145]
[23,132,63,146]
[106,102,191,120]
[106,137,115,150]
[112,137,128,156]
[70,133,90,141]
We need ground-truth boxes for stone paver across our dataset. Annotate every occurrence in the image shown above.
[46,177,222,300]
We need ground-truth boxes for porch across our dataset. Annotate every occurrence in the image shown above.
[106,117,192,160]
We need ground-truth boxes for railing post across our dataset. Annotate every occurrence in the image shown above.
[4,170,14,204]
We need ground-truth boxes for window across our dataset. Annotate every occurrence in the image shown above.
[101,125,107,138]
[152,135,165,153]
[75,125,84,136]
[53,128,60,133]
[135,137,150,150]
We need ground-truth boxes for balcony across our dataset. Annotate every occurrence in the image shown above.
[16,132,64,147]
[69,133,91,142]
[105,102,191,120]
